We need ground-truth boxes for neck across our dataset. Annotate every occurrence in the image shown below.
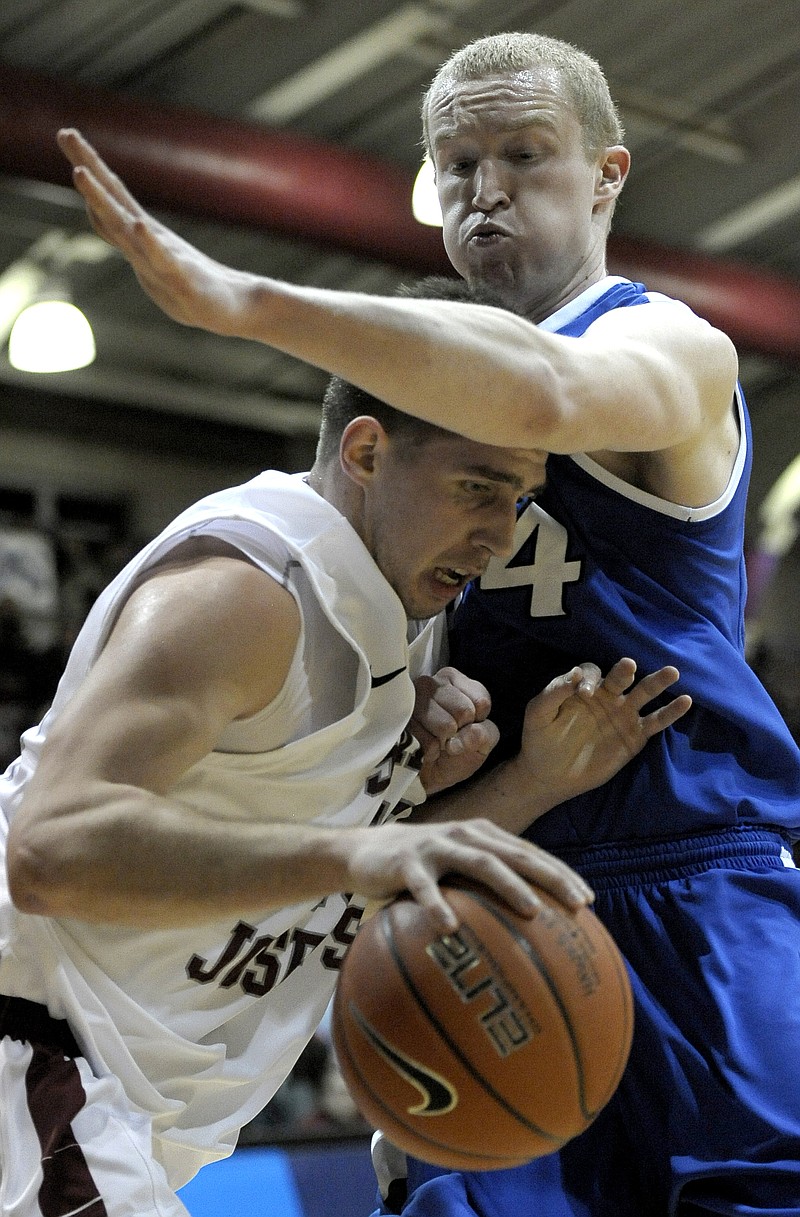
[305,465,326,498]
[306,460,362,535]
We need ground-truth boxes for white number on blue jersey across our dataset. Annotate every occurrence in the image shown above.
[480,501,582,616]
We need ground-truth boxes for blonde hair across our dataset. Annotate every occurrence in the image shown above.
[422,31,624,160]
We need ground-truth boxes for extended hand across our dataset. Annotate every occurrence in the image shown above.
[57,128,255,336]
[518,657,692,808]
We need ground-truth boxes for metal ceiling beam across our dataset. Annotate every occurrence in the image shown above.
[1,62,800,361]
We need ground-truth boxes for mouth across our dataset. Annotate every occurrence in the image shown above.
[467,222,509,246]
[433,565,480,589]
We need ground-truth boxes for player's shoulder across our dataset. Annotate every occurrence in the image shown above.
[122,537,301,655]
[590,290,738,381]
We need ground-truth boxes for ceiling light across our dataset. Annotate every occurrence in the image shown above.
[412,157,442,227]
[0,262,45,344]
[8,297,96,373]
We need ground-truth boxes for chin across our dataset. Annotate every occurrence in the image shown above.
[402,602,436,622]
[415,593,460,620]
[469,263,519,303]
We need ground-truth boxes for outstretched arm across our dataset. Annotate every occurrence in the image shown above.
[411,658,691,832]
[57,129,738,481]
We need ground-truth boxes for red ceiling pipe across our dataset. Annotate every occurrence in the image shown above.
[2,62,800,359]
[0,62,452,273]
[608,236,800,362]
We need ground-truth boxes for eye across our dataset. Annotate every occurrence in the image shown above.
[509,147,541,165]
[436,147,476,176]
[448,158,475,176]
[459,480,494,499]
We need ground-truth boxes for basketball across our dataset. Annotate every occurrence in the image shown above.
[331,881,633,1171]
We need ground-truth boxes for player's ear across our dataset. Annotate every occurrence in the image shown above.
[594,146,629,204]
[339,416,390,488]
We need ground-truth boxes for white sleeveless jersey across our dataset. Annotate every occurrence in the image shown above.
[0,470,426,1189]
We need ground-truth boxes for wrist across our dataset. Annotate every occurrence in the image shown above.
[483,753,557,831]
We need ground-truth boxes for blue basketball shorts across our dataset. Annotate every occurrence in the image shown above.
[370,827,800,1217]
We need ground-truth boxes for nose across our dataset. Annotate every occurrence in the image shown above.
[472,159,510,212]
[474,506,518,559]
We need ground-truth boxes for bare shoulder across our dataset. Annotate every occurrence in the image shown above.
[579,299,741,501]
[131,535,299,630]
[587,296,738,380]
[104,534,302,718]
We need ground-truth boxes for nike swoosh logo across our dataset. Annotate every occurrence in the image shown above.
[371,666,407,687]
[349,1005,458,1116]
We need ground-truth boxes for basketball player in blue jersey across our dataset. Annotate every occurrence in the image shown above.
[56,30,800,1213]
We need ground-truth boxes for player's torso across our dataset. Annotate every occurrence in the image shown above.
[449,281,800,846]
[0,471,422,1166]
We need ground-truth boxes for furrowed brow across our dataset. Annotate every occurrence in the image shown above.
[464,463,527,493]
[435,111,559,147]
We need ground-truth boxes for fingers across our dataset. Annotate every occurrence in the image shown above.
[418,720,499,797]
[406,842,593,936]
[356,820,594,937]
[498,839,594,912]
[574,662,602,694]
[594,656,637,697]
[58,128,102,172]
[585,658,686,717]
[433,671,489,715]
[404,872,460,934]
[455,719,499,761]
[68,170,129,248]
[593,660,691,741]
[523,666,583,726]
[594,660,691,746]
[642,693,693,735]
[412,669,492,755]
[439,821,594,913]
[57,128,161,260]
[624,664,679,710]
[57,128,139,214]
[415,679,468,733]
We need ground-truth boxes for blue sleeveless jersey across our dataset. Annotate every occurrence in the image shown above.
[448,276,800,847]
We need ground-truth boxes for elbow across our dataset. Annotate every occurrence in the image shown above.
[512,359,575,451]
[6,824,71,917]
[520,388,573,452]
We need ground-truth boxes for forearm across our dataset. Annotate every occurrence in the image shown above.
[237,283,703,455]
[60,129,737,458]
[8,778,595,935]
[410,753,556,836]
[7,781,357,929]
[205,278,559,450]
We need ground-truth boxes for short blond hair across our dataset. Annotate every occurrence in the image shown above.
[422,31,624,160]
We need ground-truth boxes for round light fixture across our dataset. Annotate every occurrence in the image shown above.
[8,299,96,373]
[411,157,443,227]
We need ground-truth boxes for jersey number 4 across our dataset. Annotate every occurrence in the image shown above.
[480,501,582,617]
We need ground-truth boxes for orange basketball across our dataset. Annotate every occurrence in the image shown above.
[331,881,633,1171]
